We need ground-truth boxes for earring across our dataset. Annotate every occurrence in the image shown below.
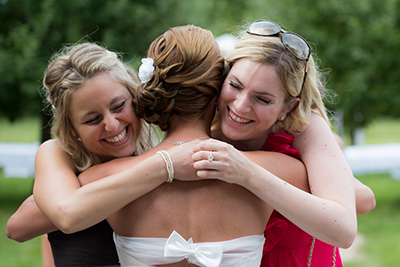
[280,116,285,121]
[77,137,82,141]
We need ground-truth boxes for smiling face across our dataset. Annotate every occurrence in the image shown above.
[69,73,141,161]
[218,59,294,150]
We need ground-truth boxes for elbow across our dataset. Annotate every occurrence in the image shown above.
[356,189,377,215]
[5,230,25,243]
[54,205,81,234]
[337,220,358,249]
[357,198,376,215]
[57,221,77,234]
[340,232,356,249]
[364,189,377,214]
[6,222,28,243]
[326,214,357,249]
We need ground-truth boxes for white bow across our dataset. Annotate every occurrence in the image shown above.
[164,231,223,267]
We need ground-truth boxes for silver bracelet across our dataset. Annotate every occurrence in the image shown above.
[156,150,174,183]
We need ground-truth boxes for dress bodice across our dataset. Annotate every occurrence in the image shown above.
[114,230,265,267]
[48,220,119,267]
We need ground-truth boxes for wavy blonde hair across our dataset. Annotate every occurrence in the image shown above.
[135,25,225,131]
[42,42,156,172]
[225,31,329,135]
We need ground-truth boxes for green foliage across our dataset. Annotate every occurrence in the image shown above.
[272,0,400,138]
[1,0,399,142]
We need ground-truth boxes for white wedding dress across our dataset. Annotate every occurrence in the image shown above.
[113,230,265,267]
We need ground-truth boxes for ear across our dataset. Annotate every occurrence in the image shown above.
[70,128,81,141]
[279,97,300,121]
[286,97,300,114]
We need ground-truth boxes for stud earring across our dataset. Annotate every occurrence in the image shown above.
[280,116,285,121]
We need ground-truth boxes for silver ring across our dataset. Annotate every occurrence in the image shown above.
[208,151,214,162]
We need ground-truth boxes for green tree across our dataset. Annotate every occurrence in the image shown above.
[0,0,184,141]
[270,0,400,142]
[1,0,399,143]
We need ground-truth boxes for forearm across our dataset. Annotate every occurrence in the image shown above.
[288,113,357,247]
[242,163,357,248]
[6,195,57,242]
[192,141,355,247]
[41,153,167,233]
[354,177,376,214]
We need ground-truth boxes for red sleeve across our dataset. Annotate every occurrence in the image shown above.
[262,133,300,159]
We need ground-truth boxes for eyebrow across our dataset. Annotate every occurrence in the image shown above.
[230,74,278,98]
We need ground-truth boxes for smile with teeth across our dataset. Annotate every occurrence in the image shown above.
[104,127,127,143]
[229,109,251,124]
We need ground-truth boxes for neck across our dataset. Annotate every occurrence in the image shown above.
[163,117,210,143]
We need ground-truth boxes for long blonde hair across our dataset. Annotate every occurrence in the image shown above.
[42,42,156,172]
[226,31,329,135]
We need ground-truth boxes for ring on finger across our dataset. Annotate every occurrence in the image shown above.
[208,151,214,162]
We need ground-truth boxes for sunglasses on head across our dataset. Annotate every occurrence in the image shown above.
[247,20,311,95]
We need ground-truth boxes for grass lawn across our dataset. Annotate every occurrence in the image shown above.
[343,173,400,267]
[0,177,42,266]
[0,116,41,143]
[1,116,400,266]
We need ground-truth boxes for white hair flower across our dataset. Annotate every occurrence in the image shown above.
[138,58,155,84]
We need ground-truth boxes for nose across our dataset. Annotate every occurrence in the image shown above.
[104,113,119,132]
[233,92,251,113]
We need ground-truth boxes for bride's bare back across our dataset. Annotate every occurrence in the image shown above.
[109,178,272,242]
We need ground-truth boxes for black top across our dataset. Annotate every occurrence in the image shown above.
[48,220,119,267]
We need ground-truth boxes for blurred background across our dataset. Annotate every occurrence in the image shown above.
[1,0,399,266]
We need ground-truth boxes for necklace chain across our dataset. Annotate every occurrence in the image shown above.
[162,136,209,146]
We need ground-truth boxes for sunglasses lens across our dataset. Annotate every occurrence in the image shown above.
[282,33,310,60]
[248,20,281,36]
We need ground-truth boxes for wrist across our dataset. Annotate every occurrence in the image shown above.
[157,150,174,183]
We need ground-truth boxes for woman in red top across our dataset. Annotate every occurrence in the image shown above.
[192,20,375,266]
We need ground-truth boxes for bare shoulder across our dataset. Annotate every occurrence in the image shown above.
[35,139,75,172]
[36,139,64,155]
[293,113,335,153]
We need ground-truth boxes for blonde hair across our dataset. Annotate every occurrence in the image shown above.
[226,32,329,135]
[42,42,155,172]
[135,25,225,131]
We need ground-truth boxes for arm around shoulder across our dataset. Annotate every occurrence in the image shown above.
[6,195,58,242]
[292,113,357,248]
[34,142,167,233]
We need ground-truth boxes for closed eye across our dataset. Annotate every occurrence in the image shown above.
[112,100,126,111]
[84,116,100,124]
[228,81,241,90]
[257,97,271,104]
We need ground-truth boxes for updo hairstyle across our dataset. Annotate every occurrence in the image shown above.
[135,25,225,131]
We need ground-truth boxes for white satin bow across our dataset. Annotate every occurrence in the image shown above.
[164,231,223,267]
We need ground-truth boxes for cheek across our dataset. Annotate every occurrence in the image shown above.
[218,87,233,107]
[256,108,279,126]
[130,114,142,136]
[79,129,99,145]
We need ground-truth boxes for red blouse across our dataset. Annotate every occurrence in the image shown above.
[261,133,342,267]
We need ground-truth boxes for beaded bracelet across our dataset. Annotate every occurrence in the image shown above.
[156,150,174,183]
